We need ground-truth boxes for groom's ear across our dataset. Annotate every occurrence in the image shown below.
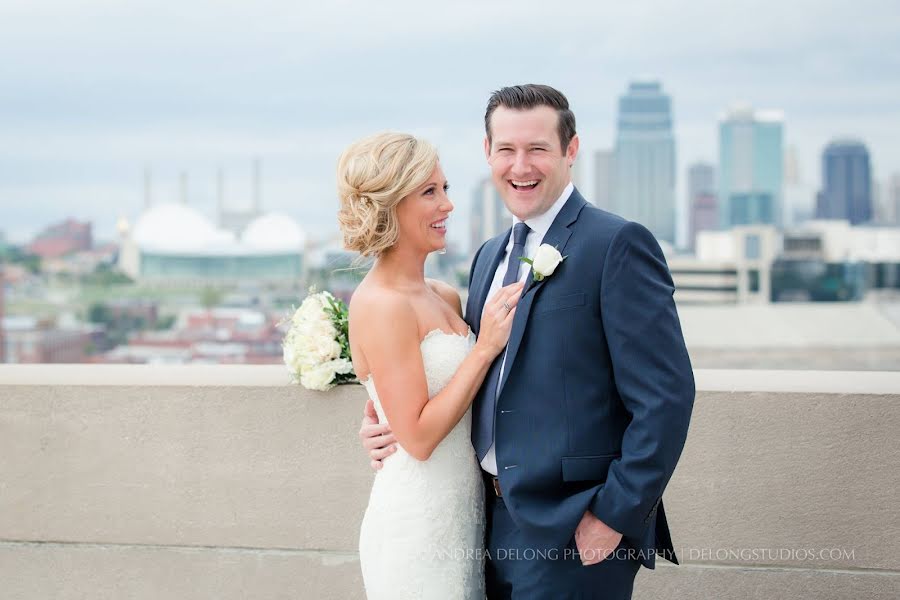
[566,134,580,166]
[483,136,491,160]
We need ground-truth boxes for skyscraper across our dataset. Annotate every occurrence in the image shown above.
[784,145,815,226]
[687,162,717,251]
[889,174,900,225]
[570,155,584,195]
[469,177,511,257]
[613,81,676,243]
[718,104,784,228]
[593,149,615,210]
[815,139,873,225]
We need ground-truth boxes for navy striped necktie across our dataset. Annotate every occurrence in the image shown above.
[502,222,531,287]
[473,221,531,460]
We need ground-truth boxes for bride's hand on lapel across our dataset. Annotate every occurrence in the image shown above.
[475,281,525,358]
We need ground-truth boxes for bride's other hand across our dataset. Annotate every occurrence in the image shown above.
[360,397,397,471]
[476,281,525,358]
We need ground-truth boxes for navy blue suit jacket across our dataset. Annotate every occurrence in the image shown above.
[465,187,694,570]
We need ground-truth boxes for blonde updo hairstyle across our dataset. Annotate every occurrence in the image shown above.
[337,132,439,258]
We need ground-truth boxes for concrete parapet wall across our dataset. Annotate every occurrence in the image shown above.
[1,366,898,599]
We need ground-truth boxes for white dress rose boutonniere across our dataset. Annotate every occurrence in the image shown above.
[520,243,566,282]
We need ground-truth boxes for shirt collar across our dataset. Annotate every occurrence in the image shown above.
[513,181,574,241]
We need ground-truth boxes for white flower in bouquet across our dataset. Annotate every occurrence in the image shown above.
[300,358,354,391]
[283,344,300,373]
[293,293,335,330]
[282,288,356,391]
[299,361,337,391]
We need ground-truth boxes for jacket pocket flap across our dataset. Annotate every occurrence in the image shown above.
[561,454,619,482]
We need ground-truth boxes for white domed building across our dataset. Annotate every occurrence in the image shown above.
[241,213,306,253]
[119,203,306,283]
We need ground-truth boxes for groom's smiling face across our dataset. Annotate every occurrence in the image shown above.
[485,105,579,221]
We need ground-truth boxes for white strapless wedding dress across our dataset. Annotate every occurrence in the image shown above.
[359,328,486,600]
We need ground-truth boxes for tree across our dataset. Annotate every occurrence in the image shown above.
[200,286,224,311]
[88,303,113,325]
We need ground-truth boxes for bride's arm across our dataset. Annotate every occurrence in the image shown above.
[355,282,523,461]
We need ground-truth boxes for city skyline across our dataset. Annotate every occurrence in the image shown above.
[2,1,900,250]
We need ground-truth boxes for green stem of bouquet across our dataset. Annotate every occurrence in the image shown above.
[324,295,358,385]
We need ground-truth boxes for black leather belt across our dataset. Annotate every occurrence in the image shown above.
[482,472,502,497]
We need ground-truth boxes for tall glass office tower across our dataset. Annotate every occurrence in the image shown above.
[613,81,676,243]
[718,105,784,228]
[816,139,872,225]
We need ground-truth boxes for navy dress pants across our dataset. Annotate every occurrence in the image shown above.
[484,485,641,600]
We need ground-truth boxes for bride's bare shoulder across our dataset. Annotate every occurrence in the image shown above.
[350,281,413,329]
[348,282,418,380]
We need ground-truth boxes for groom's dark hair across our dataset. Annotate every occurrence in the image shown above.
[484,84,577,152]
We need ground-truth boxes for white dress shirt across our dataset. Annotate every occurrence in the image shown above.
[479,182,574,475]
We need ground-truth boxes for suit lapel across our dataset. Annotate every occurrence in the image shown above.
[497,188,587,395]
[469,229,510,335]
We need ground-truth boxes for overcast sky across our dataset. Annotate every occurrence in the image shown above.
[2,0,899,249]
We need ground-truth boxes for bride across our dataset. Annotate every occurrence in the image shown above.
[337,132,523,599]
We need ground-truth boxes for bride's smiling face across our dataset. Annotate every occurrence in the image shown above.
[395,164,453,253]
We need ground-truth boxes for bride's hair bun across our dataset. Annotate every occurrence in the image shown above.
[337,132,438,258]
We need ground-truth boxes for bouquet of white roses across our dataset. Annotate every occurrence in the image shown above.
[282,288,356,391]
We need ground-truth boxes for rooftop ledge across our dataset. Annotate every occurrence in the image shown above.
[2,365,899,598]
[0,364,898,395]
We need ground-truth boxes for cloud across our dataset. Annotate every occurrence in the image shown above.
[1,0,899,246]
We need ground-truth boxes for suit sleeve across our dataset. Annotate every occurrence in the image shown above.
[589,221,695,539]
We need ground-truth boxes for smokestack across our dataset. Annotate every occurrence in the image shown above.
[217,168,225,225]
[253,158,262,215]
[143,167,152,209]
[179,171,188,205]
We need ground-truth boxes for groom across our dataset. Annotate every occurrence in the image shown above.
[362,84,694,598]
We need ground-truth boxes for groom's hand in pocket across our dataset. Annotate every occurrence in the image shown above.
[574,510,623,566]
[359,398,397,471]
